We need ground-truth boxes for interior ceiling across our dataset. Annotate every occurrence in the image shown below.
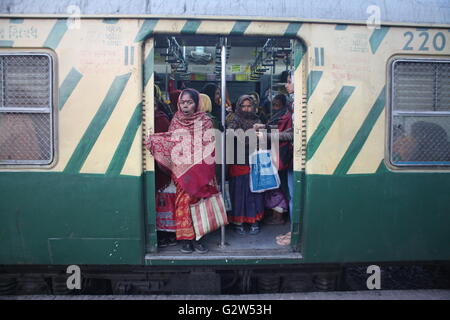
[154,35,291,49]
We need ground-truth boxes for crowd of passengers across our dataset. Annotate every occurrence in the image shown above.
[146,71,295,254]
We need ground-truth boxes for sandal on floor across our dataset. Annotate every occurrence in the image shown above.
[276,232,291,241]
[158,238,169,248]
[233,224,247,235]
[276,236,291,246]
[276,232,291,246]
[167,237,177,246]
[248,222,260,235]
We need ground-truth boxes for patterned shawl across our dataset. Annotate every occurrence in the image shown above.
[145,89,218,198]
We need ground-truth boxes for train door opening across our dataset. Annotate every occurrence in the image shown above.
[147,34,302,257]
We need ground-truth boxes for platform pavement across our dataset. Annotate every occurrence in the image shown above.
[1,289,449,300]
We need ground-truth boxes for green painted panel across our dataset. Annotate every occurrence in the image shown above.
[59,67,83,110]
[64,73,131,173]
[302,169,450,263]
[0,172,144,265]
[10,18,24,24]
[143,48,154,88]
[291,171,305,252]
[294,41,306,70]
[334,86,386,175]
[369,26,390,54]
[134,19,159,42]
[146,258,303,266]
[144,171,157,253]
[2,168,449,266]
[307,71,323,102]
[103,18,119,24]
[230,21,251,35]
[284,23,302,37]
[106,103,142,175]
[314,47,320,66]
[181,20,201,34]
[43,19,68,50]
[307,86,355,161]
[335,24,348,30]
[0,40,14,47]
[48,238,141,264]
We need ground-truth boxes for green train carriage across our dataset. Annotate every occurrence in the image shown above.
[0,0,449,294]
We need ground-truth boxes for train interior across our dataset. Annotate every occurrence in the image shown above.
[151,35,299,259]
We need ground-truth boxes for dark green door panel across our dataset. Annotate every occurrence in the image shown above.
[1,166,449,266]
[48,238,141,264]
[0,172,145,265]
[301,166,450,263]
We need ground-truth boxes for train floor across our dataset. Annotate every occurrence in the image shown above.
[150,222,297,259]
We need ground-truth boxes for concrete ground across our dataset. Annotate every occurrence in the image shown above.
[1,289,449,300]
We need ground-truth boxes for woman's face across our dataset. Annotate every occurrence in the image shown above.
[285,75,294,94]
[272,98,283,111]
[179,92,196,115]
[241,99,253,113]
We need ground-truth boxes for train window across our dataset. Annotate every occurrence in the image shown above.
[390,59,450,167]
[0,53,55,166]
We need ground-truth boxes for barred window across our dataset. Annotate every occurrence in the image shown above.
[390,59,450,167]
[0,53,55,166]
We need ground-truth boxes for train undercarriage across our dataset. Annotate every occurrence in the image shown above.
[1,262,449,295]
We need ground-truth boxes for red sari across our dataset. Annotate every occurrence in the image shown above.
[145,89,218,240]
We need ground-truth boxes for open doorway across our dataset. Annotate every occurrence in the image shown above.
[150,34,298,257]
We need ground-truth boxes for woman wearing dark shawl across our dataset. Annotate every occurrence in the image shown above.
[146,88,217,254]
[226,95,265,235]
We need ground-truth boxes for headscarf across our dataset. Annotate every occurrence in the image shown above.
[199,93,212,113]
[154,84,163,102]
[248,91,260,107]
[267,94,291,127]
[146,88,217,198]
[201,84,232,121]
[226,95,261,131]
[200,83,217,107]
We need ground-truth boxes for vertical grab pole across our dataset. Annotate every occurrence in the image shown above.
[165,64,169,101]
[220,37,227,248]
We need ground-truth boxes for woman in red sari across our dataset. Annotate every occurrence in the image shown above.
[146,88,217,254]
